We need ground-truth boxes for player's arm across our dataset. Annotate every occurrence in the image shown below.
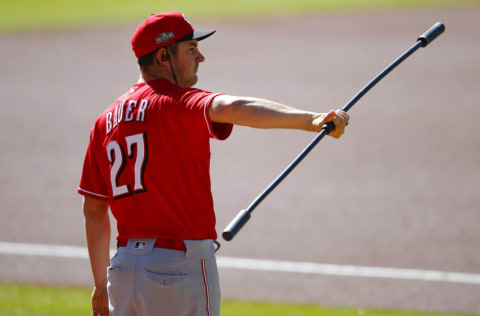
[83,196,110,316]
[209,95,349,138]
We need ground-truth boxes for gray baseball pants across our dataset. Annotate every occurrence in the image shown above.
[107,238,220,316]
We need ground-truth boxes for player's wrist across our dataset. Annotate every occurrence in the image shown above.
[309,112,324,132]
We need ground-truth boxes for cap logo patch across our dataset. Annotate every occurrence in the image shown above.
[156,32,175,44]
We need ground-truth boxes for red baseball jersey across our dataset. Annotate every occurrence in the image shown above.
[78,79,233,240]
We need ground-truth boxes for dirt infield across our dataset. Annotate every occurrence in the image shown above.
[1,5,479,314]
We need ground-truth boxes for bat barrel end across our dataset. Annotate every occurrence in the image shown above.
[417,22,445,47]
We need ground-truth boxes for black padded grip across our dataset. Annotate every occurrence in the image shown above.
[417,22,445,47]
[322,121,336,134]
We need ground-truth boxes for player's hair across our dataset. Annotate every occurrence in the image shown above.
[138,42,179,71]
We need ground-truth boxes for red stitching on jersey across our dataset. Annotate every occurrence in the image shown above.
[201,259,211,316]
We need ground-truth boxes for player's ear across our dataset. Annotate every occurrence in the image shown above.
[156,48,169,64]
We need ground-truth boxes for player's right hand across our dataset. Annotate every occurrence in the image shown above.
[312,109,349,138]
[91,286,109,316]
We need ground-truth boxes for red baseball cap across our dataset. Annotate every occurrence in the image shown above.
[131,12,216,58]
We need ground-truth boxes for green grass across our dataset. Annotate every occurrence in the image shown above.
[0,283,477,316]
[1,0,479,32]
[0,283,91,316]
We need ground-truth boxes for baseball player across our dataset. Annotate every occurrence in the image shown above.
[78,11,349,316]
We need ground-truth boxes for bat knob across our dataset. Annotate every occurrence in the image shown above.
[222,209,251,241]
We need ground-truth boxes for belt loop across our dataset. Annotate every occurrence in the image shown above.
[183,239,216,258]
[214,240,221,253]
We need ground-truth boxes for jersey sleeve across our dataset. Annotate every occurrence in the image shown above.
[178,89,233,140]
[78,126,109,200]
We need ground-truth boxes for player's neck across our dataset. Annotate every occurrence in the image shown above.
[139,67,176,85]
[139,73,174,84]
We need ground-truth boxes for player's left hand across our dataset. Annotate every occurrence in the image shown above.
[91,286,109,316]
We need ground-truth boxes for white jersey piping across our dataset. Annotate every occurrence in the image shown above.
[78,187,109,199]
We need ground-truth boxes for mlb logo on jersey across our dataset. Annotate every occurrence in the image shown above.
[135,241,147,249]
